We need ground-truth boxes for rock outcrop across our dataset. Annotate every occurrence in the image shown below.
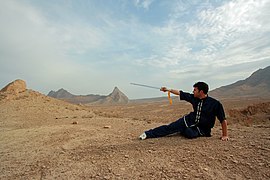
[0,79,27,94]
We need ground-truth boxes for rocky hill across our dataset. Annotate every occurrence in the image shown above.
[210,66,270,98]
[48,87,129,104]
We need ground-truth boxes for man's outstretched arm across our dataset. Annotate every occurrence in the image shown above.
[221,120,229,141]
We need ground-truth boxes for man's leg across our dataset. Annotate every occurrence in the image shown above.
[183,127,200,139]
[144,117,186,138]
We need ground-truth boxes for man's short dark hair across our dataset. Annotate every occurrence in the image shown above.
[193,82,209,94]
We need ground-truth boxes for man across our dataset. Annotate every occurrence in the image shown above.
[139,82,229,141]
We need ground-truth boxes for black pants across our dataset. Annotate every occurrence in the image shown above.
[145,117,200,139]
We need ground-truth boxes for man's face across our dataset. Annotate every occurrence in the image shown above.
[193,87,201,98]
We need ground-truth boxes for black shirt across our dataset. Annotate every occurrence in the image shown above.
[180,91,226,136]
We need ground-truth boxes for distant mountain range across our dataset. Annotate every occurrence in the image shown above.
[48,66,270,104]
[209,66,270,98]
[48,87,129,104]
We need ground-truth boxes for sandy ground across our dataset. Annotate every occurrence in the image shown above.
[0,90,270,179]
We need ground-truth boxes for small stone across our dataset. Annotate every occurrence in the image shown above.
[104,125,111,129]
[259,163,264,166]
[203,168,209,171]
[72,121,78,124]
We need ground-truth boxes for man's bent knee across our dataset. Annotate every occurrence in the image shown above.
[183,128,199,139]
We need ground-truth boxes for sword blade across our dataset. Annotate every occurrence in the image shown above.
[130,83,160,90]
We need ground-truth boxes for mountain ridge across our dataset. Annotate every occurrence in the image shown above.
[209,66,270,98]
[47,86,129,104]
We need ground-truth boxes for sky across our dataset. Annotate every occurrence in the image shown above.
[0,0,269,99]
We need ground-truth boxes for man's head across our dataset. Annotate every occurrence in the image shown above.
[193,82,209,98]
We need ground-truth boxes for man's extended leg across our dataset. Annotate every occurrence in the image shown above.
[144,117,186,138]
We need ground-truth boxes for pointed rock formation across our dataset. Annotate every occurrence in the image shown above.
[98,87,129,104]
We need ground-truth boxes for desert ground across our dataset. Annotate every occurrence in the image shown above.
[0,89,270,179]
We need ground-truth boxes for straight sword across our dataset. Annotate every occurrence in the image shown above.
[131,82,173,104]
[130,83,160,90]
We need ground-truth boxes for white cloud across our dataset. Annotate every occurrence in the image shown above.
[134,0,155,10]
[152,0,270,68]
[198,0,268,45]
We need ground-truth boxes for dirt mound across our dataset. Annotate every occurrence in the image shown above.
[228,102,270,126]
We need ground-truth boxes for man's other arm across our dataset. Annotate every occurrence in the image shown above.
[221,120,229,141]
